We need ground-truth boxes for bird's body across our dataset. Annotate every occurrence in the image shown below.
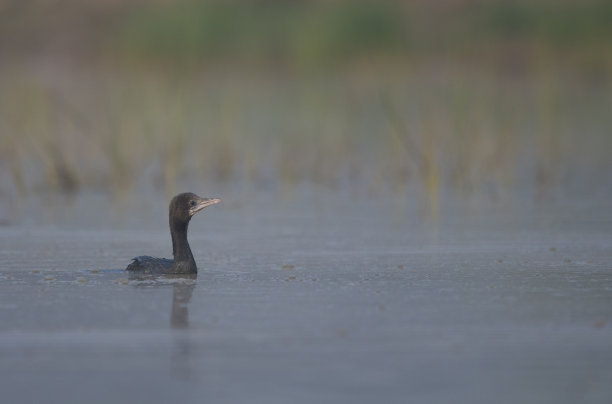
[126,192,220,275]
[126,256,174,274]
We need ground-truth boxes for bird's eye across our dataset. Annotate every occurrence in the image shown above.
[189,200,196,207]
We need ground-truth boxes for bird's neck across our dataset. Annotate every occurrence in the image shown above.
[170,219,194,264]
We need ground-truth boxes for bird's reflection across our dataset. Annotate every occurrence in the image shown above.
[128,272,197,327]
[128,273,197,380]
[168,275,197,381]
[170,276,196,328]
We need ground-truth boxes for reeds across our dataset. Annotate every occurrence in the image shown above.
[1,0,611,227]
[1,65,610,211]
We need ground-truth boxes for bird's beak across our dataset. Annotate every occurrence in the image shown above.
[191,197,221,215]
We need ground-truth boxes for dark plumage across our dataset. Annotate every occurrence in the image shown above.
[126,192,220,274]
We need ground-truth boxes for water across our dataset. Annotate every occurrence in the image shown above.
[0,190,611,403]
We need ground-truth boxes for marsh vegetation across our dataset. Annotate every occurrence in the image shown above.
[1,0,611,220]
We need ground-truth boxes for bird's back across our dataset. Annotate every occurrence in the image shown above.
[126,256,174,274]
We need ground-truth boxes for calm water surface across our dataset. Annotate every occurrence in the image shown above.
[0,190,611,403]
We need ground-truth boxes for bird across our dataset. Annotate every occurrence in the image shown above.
[126,192,220,274]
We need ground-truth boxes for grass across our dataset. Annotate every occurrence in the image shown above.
[1,0,612,222]
[1,64,610,207]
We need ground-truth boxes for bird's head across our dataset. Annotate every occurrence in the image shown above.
[170,192,220,224]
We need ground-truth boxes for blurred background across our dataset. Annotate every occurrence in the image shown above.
[1,0,611,225]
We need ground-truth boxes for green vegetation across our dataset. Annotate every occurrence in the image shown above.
[111,1,404,69]
[2,68,609,200]
[109,0,612,72]
[2,0,612,72]
[1,0,611,219]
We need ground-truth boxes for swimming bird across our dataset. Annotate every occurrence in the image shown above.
[126,192,220,274]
